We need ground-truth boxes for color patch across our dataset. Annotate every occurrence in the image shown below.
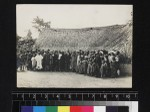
[106,106,118,112]
[46,106,58,112]
[21,106,33,112]
[21,106,129,112]
[58,106,70,112]
[81,106,94,112]
[94,106,106,112]
[118,106,129,112]
[70,106,82,112]
[33,106,46,112]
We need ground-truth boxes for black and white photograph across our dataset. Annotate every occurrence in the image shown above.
[16,4,133,88]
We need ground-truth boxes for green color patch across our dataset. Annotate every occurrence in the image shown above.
[46,106,58,112]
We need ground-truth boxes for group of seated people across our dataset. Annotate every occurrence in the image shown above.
[17,49,122,78]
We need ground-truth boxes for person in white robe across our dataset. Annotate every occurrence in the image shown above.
[35,52,43,70]
[31,54,37,70]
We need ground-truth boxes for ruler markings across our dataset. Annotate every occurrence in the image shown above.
[12,92,138,101]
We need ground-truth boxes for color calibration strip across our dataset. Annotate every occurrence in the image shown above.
[21,106,129,112]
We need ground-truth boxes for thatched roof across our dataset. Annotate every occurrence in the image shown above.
[35,23,132,57]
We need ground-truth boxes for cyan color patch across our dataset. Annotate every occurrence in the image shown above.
[33,106,46,112]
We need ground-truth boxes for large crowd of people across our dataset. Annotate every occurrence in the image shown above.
[17,49,122,78]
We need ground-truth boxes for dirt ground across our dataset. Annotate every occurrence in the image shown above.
[17,71,132,88]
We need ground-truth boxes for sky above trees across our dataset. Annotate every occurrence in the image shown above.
[17,4,132,38]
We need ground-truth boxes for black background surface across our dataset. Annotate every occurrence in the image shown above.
[0,0,149,112]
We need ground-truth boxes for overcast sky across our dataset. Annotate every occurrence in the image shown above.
[16,4,133,38]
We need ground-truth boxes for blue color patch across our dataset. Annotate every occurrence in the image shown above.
[33,106,46,112]
[21,106,33,112]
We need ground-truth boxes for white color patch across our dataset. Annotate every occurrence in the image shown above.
[94,106,106,112]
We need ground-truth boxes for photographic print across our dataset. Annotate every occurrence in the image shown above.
[16,4,133,88]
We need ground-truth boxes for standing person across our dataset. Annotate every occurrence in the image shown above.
[35,52,43,70]
[87,55,93,76]
[26,51,32,70]
[91,55,96,76]
[42,51,46,71]
[100,58,108,78]
[82,56,88,74]
[20,52,27,71]
[65,51,71,72]
[44,50,50,71]
[78,51,84,74]
[53,51,59,71]
[94,52,100,77]
[24,52,29,71]
[82,52,89,74]
[49,52,53,71]
[115,51,121,76]
[110,53,117,78]
[76,52,81,73]
[58,51,62,71]
[70,51,77,72]
[31,54,37,71]
[64,52,67,72]
[104,53,110,77]
[105,53,110,77]
[60,52,65,71]
[108,52,112,77]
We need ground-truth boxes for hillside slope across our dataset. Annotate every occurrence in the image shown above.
[35,22,132,57]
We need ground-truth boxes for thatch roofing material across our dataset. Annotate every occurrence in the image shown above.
[35,23,132,57]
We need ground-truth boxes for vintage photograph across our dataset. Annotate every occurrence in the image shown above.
[16,4,133,88]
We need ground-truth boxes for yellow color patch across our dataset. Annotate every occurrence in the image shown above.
[58,106,70,112]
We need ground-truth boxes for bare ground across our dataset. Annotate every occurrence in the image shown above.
[17,71,132,88]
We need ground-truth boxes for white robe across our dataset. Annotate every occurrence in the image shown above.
[35,54,43,69]
[31,57,36,67]
[77,55,80,66]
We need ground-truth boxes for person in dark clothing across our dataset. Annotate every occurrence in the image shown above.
[42,52,46,71]
[53,51,59,71]
[82,56,88,74]
[87,53,93,76]
[100,58,108,78]
[110,53,117,78]
[94,53,101,77]
[49,52,53,71]
[58,51,62,71]
[26,51,32,70]
[59,52,65,72]
[20,52,27,71]
[78,52,84,74]
[17,48,124,79]
[65,52,71,72]
[102,54,110,77]
[70,51,77,72]
[115,51,120,77]
[43,51,50,71]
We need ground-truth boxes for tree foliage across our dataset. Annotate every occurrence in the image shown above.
[32,16,51,33]
[26,29,32,39]
[16,34,22,42]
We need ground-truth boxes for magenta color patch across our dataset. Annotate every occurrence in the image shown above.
[81,106,94,112]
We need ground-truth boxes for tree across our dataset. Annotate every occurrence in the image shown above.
[32,16,51,33]
[26,29,32,39]
[16,34,22,42]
